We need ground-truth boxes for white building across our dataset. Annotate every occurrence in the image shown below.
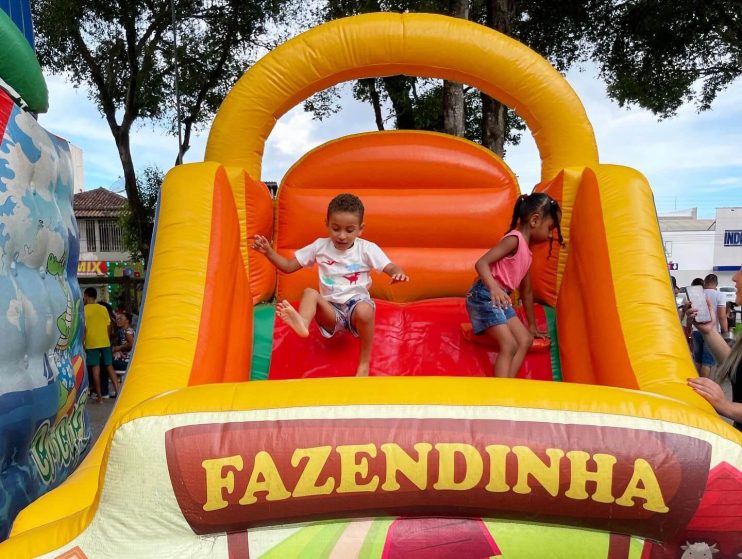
[73,187,129,262]
[660,207,742,288]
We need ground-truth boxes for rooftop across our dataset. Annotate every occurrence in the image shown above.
[658,207,715,231]
[659,219,716,232]
[74,187,128,218]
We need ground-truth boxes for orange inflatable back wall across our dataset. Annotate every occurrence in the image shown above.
[275,131,520,302]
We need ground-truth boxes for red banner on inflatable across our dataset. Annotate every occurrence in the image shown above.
[165,417,709,540]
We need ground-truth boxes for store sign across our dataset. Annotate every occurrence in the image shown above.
[165,417,710,541]
[77,261,108,276]
[724,230,742,246]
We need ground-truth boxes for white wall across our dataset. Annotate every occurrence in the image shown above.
[714,208,742,284]
[662,230,715,287]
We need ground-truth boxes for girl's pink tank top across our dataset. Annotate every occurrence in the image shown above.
[489,230,532,292]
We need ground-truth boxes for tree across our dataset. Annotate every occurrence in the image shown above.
[311,1,740,157]
[313,0,543,155]
[590,0,742,117]
[442,0,470,137]
[120,166,162,262]
[32,0,290,262]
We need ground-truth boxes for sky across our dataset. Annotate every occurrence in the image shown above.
[37,63,742,219]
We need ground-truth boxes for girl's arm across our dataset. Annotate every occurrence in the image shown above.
[382,262,409,283]
[688,301,739,421]
[474,235,518,307]
[699,327,732,364]
[251,234,302,274]
[688,376,742,423]
[519,272,548,338]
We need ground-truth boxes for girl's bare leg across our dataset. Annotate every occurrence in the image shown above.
[483,324,517,378]
[506,317,534,378]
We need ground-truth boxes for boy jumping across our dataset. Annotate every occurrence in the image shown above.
[252,193,408,376]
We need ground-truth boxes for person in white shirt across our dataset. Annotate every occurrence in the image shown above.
[704,274,729,337]
[252,193,409,376]
[691,274,729,377]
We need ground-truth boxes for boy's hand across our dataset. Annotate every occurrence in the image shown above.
[251,234,272,254]
[390,272,409,284]
[490,286,511,308]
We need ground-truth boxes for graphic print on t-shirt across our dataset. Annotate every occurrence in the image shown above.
[344,272,362,285]
[294,238,392,304]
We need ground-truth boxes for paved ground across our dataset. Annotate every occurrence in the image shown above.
[86,396,116,445]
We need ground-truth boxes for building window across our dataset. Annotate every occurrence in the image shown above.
[85,220,97,252]
[98,219,124,252]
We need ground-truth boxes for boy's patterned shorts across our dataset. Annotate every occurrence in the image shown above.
[319,296,375,338]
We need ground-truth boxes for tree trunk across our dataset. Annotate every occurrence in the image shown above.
[176,119,192,166]
[382,76,416,129]
[360,78,385,130]
[481,93,506,156]
[115,131,150,263]
[443,0,470,136]
[443,81,466,136]
[480,0,517,155]
[368,79,385,131]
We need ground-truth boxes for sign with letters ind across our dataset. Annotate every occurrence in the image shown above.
[724,230,742,246]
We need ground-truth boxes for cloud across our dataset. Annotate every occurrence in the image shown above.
[504,65,742,215]
[270,110,321,157]
[37,61,742,218]
[711,177,742,186]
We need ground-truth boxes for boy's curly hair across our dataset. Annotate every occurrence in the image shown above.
[327,193,364,222]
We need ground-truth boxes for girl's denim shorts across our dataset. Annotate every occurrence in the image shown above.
[466,279,516,334]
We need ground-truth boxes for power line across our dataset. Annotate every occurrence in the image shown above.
[171,0,183,165]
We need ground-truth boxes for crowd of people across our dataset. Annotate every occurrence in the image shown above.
[673,271,742,430]
[82,287,137,403]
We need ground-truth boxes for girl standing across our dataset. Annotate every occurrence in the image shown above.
[467,193,563,377]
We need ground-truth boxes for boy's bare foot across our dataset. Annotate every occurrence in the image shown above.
[277,300,309,337]
[356,363,370,377]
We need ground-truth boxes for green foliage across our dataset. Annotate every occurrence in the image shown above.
[309,0,741,149]
[32,0,293,261]
[33,0,289,130]
[119,166,163,262]
[590,0,742,117]
[310,0,536,149]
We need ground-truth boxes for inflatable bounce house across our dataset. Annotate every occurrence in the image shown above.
[0,7,90,544]
[2,12,741,559]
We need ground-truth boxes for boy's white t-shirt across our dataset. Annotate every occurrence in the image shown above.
[294,238,391,304]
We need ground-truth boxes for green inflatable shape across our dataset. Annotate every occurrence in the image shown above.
[544,305,563,382]
[249,304,276,380]
[0,9,48,113]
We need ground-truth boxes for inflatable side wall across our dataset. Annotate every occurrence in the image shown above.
[0,87,89,539]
